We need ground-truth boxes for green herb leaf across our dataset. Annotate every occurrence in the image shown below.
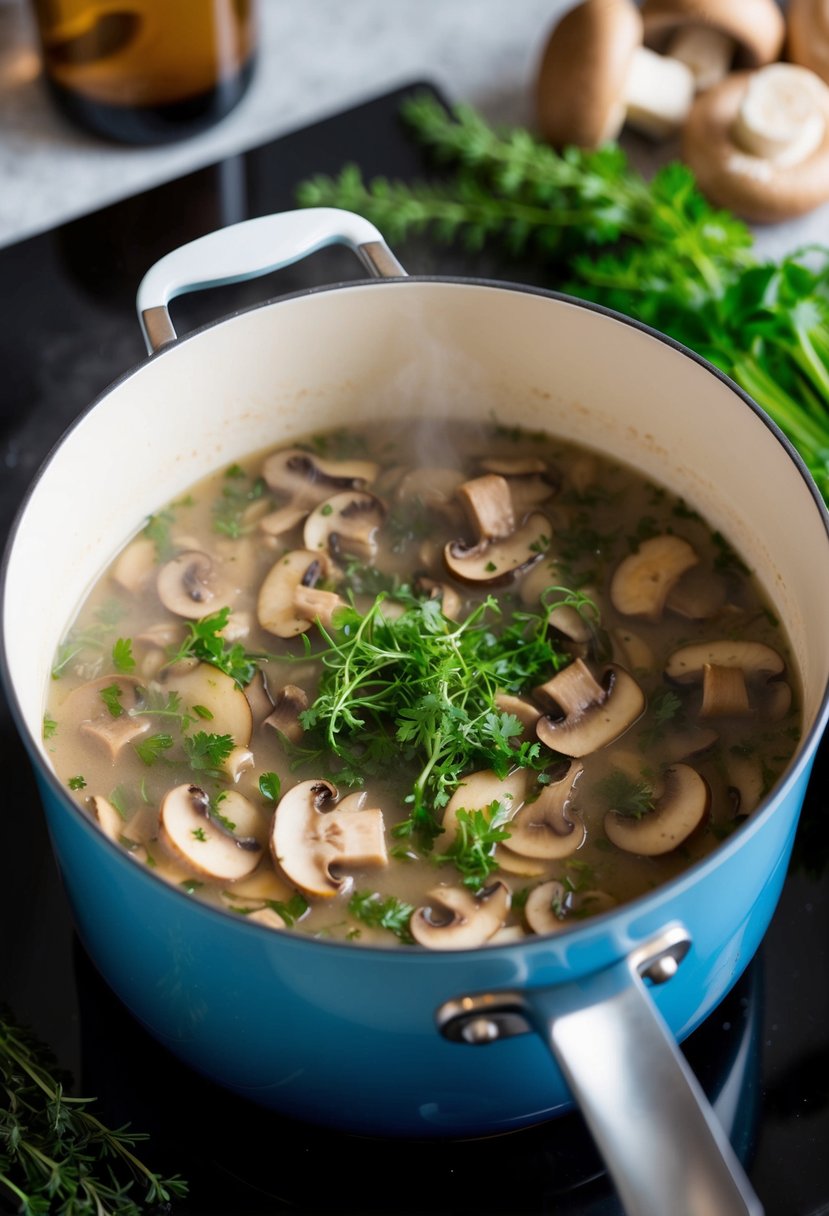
[183,731,235,774]
[164,607,264,688]
[112,637,136,673]
[134,733,175,766]
[349,890,415,943]
[99,682,125,718]
[259,771,281,802]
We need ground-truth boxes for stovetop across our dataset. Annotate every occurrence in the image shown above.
[1,83,828,1216]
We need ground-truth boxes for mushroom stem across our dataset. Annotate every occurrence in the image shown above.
[731,63,827,166]
[667,24,734,91]
[624,44,696,137]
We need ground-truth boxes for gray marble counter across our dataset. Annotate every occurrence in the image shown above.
[0,0,825,258]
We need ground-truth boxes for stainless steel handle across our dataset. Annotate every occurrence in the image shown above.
[438,926,763,1216]
[135,207,407,353]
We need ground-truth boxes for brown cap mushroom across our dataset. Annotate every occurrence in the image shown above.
[524,879,616,935]
[157,550,231,620]
[665,639,788,719]
[444,474,550,587]
[535,0,695,148]
[641,0,784,92]
[534,658,645,757]
[610,535,699,623]
[257,549,343,638]
[604,763,710,855]
[787,0,829,87]
[62,675,151,761]
[410,881,511,950]
[263,683,309,743]
[262,448,378,508]
[303,490,386,563]
[501,761,586,860]
[160,784,264,882]
[270,779,388,899]
[682,65,829,222]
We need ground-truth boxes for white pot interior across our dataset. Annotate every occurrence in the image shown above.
[6,280,829,762]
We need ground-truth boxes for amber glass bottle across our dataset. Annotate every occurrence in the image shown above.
[30,0,258,144]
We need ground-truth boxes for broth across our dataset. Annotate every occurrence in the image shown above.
[44,418,801,948]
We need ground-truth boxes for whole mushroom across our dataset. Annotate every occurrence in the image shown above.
[536,0,695,148]
[682,63,829,221]
[787,0,829,88]
[641,0,784,93]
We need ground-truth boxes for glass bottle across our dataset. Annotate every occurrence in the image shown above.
[30,0,258,144]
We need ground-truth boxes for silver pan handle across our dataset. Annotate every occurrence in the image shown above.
[136,207,407,354]
[438,925,763,1216]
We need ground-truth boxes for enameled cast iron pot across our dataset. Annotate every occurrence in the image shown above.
[4,210,829,1216]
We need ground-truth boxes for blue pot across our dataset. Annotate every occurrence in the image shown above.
[4,210,829,1216]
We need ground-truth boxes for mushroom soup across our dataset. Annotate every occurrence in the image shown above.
[44,418,801,949]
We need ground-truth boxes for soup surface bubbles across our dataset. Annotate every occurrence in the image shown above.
[45,419,800,948]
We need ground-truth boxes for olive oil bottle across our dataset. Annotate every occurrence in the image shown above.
[30,0,258,144]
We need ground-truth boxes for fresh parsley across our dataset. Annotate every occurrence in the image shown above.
[164,607,264,688]
[349,890,415,943]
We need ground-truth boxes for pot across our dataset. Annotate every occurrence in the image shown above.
[3,208,829,1216]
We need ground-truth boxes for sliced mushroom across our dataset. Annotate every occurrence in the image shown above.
[88,793,127,842]
[303,491,386,563]
[157,550,231,619]
[412,575,463,621]
[727,752,765,818]
[444,506,550,587]
[112,535,157,594]
[271,779,388,899]
[441,767,530,845]
[665,564,727,620]
[258,502,309,539]
[160,784,264,882]
[262,448,378,509]
[700,663,752,718]
[61,675,151,761]
[257,549,343,638]
[524,880,616,935]
[610,535,699,622]
[410,881,511,950]
[477,457,560,515]
[665,640,785,683]
[493,692,542,740]
[604,763,710,855]
[535,659,645,757]
[166,664,253,747]
[504,761,586,860]
[610,627,655,675]
[396,467,466,521]
[264,683,309,743]
[246,906,287,931]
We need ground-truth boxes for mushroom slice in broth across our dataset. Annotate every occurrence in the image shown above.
[46,417,802,945]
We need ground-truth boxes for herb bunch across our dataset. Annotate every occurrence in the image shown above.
[297,93,829,500]
[294,593,566,837]
[0,1007,187,1215]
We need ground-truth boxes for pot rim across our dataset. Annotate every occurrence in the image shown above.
[3,272,829,961]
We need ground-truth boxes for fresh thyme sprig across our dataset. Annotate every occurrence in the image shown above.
[0,1006,187,1215]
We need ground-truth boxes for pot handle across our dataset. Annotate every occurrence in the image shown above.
[136,207,406,354]
[438,925,763,1216]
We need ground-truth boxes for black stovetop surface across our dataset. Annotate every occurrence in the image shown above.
[1,83,828,1216]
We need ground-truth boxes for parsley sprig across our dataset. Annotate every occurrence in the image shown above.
[0,1006,187,1215]
[295,592,566,836]
[164,607,264,688]
[297,93,829,501]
